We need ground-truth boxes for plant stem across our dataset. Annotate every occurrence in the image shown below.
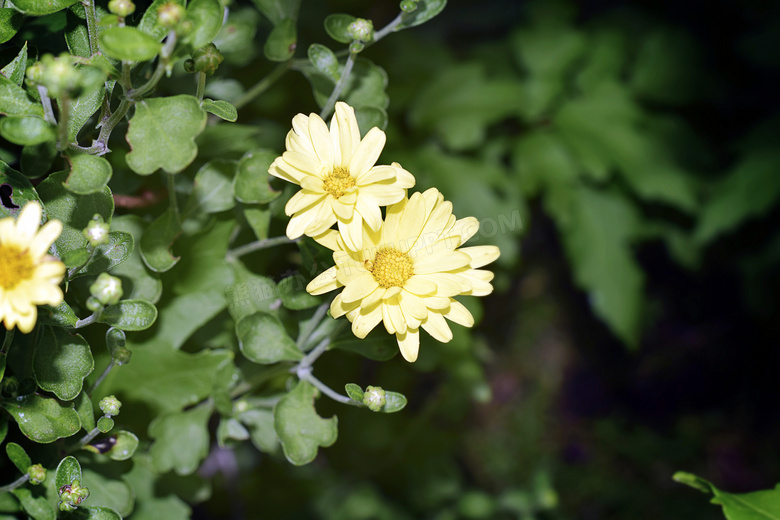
[127,31,177,101]
[88,360,115,396]
[373,12,405,42]
[37,86,56,125]
[297,368,360,406]
[296,302,329,350]
[1,329,14,355]
[82,0,99,56]
[320,51,357,120]
[56,97,70,151]
[297,337,331,370]
[167,173,181,225]
[233,61,291,110]
[76,426,101,448]
[0,474,30,494]
[226,236,296,259]
[74,311,100,329]
[196,71,207,101]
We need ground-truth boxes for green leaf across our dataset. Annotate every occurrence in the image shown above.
[251,0,300,25]
[80,469,134,517]
[55,455,82,490]
[236,311,303,364]
[33,326,94,401]
[323,13,355,44]
[66,83,105,143]
[202,99,237,122]
[61,248,91,268]
[217,417,249,446]
[344,383,363,402]
[155,290,227,349]
[233,149,280,204]
[308,44,339,82]
[37,169,114,259]
[0,165,40,218]
[110,215,163,303]
[21,140,58,179]
[9,0,78,15]
[331,333,398,361]
[278,275,320,310]
[139,208,181,273]
[99,299,158,331]
[0,9,23,44]
[169,217,235,294]
[123,455,191,520]
[675,472,780,520]
[396,0,447,30]
[238,408,279,453]
[38,301,79,328]
[103,342,233,413]
[274,380,337,465]
[138,0,184,41]
[99,26,162,61]
[71,231,134,278]
[65,5,91,58]
[263,17,296,62]
[6,442,31,473]
[184,0,224,50]
[107,430,139,460]
[244,206,270,240]
[383,391,407,413]
[149,403,213,475]
[1,395,81,443]
[226,263,278,322]
[186,159,237,214]
[74,390,95,432]
[0,115,55,146]
[126,95,207,175]
[70,506,123,520]
[64,153,113,194]
[1,42,28,86]
[0,75,42,117]
[11,488,55,520]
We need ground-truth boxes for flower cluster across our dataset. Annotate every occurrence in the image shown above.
[270,103,500,362]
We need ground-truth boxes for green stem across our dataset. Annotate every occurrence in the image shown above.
[233,60,291,110]
[0,474,30,494]
[297,337,331,370]
[373,12,405,42]
[226,236,296,259]
[127,31,177,101]
[167,173,181,225]
[195,71,207,101]
[37,86,56,125]
[56,96,70,151]
[296,302,329,350]
[74,310,100,329]
[76,426,101,449]
[1,329,14,355]
[88,360,115,396]
[229,364,291,399]
[297,368,360,406]
[82,0,99,56]
[320,50,357,120]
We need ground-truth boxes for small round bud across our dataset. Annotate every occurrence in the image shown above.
[234,400,249,414]
[362,385,386,412]
[58,480,89,512]
[30,54,81,98]
[157,2,184,28]
[183,59,195,73]
[99,395,122,416]
[190,44,224,76]
[349,41,365,54]
[108,0,135,16]
[25,62,45,88]
[400,0,418,12]
[82,214,110,247]
[347,18,374,42]
[86,296,103,312]
[97,416,115,433]
[90,273,123,306]
[113,347,132,365]
[27,464,46,485]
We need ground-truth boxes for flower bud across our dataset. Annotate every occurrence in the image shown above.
[157,2,184,28]
[108,0,135,16]
[190,43,224,76]
[99,395,122,417]
[27,464,46,485]
[25,62,45,88]
[90,273,123,306]
[347,18,373,42]
[58,480,89,511]
[82,214,110,247]
[86,296,103,312]
[113,347,132,365]
[349,41,365,54]
[29,54,81,98]
[362,385,386,412]
[400,0,418,13]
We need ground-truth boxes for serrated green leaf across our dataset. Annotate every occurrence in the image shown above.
[185,159,237,214]
[126,95,207,175]
[0,9,23,44]
[139,208,181,273]
[10,488,55,520]
[1,394,81,443]
[37,169,114,259]
[37,301,79,328]
[1,42,28,86]
[274,380,337,465]
[278,275,320,310]
[0,115,55,146]
[33,326,94,401]
[264,17,296,61]
[9,0,78,15]
[99,26,162,61]
[107,430,139,460]
[99,299,158,331]
[64,153,113,194]
[236,311,303,364]
[6,442,31,473]
[233,149,280,204]
[71,231,134,278]
[110,215,163,303]
[396,0,447,30]
[308,43,339,81]
[55,455,82,490]
[323,13,355,44]
[184,0,224,49]
[202,99,237,122]
[344,383,363,402]
[0,75,42,117]
[675,472,780,520]
[149,403,212,475]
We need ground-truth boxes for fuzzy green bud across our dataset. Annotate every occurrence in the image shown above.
[349,41,365,54]
[400,0,418,12]
[85,296,103,312]
[58,480,89,512]
[99,395,122,416]
[82,214,110,247]
[27,464,46,485]
[25,62,45,88]
[347,18,373,42]
[90,273,123,306]
[157,2,184,28]
[362,385,386,412]
[29,54,81,98]
[108,0,135,16]
[190,43,224,76]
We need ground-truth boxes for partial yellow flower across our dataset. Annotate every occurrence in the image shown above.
[0,201,65,333]
[269,101,415,250]
[307,188,500,362]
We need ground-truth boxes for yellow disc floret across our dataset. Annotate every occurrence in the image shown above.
[370,248,414,288]
[0,245,35,291]
[323,166,355,199]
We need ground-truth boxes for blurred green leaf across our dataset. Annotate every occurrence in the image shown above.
[236,311,303,364]
[238,408,279,454]
[185,160,237,214]
[155,290,226,349]
[99,300,158,331]
[74,391,95,432]
[20,140,56,179]
[11,488,55,520]
[80,469,134,517]
[251,0,300,25]
[264,18,296,62]
[382,391,407,413]
[331,333,398,361]
[10,0,78,15]
[1,395,81,443]
[110,215,163,303]
[139,208,181,273]
[65,5,91,58]
[344,383,363,402]
[5,442,31,473]
[323,14,355,44]
[274,380,338,465]
[184,0,223,50]
[70,507,122,520]
[123,454,191,520]
[675,472,780,520]
[38,301,79,328]
[149,403,213,475]
[217,417,249,446]
[138,0,184,41]
[202,99,237,122]
[234,150,280,204]
[64,153,113,194]
[0,76,42,117]
[0,115,55,146]
[107,430,139,461]
[396,0,447,30]
[227,262,278,322]
[0,9,23,44]
[99,27,162,61]
[630,29,704,104]
[33,326,94,401]
[308,44,339,82]
[278,275,320,310]
[126,95,207,175]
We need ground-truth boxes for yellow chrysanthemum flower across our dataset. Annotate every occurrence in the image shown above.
[307,188,500,362]
[0,201,65,333]
[269,101,415,250]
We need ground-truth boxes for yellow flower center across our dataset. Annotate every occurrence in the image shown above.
[0,244,34,291]
[368,248,414,288]
[323,166,355,199]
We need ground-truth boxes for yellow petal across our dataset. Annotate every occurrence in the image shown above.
[16,201,42,240]
[304,202,338,237]
[29,220,62,259]
[331,293,358,318]
[403,276,437,296]
[396,192,427,252]
[300,175,325,192]
[396,329,419,362]
[390,162,415,188]
[381,197,407,246]
[349,127,385,178]
[413,250,471,275]
[341,272,379,304]
[351,302,383,339]
[331,102,361,167]
[361,286,384,308]
[421,311,452,343]
[448,216,480,246]
[460,269,495,296]
[444,299,474,328]
[308,113,334,165]
[307,266,340,295]
[414,273,468,297]
[355,165,395,185]
[281,151,321,178]
[386,298,407,334]
[399,291,428,320]
[460,245,501,269]
[331,197,354,220]
[359,184,407,206]
[355,196,382,232]
[311,229,341,251]
[286,190,326,216]
[338,217,363,251]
